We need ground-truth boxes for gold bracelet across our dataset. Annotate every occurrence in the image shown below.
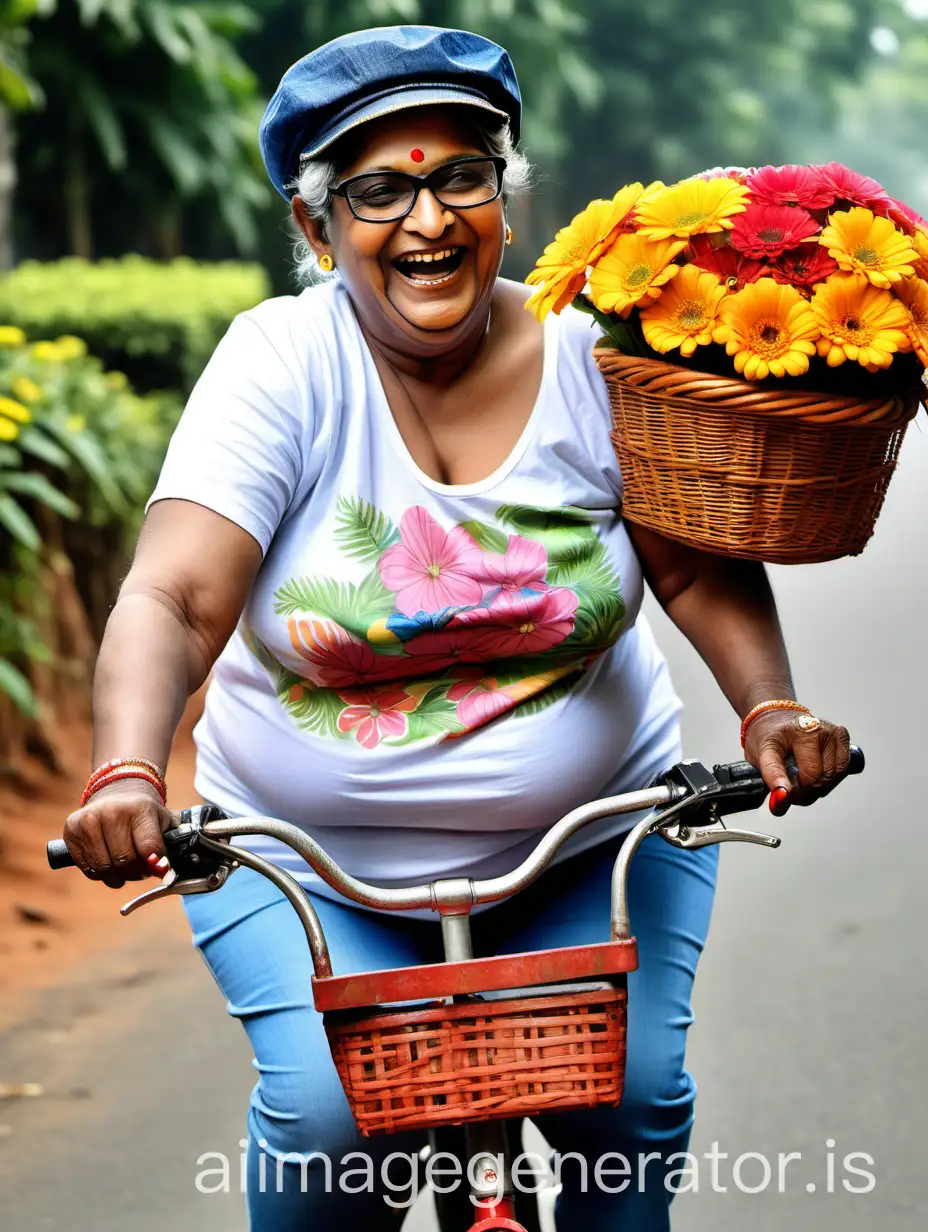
[740,699,810,747]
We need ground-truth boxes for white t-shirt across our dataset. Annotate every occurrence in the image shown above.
[149,279,682,906]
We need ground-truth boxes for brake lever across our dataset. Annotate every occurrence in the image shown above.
[657,812,781,850]
[119,805,237,916]
[648,760,780,851]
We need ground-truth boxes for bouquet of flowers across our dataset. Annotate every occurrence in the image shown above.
[526,163,928,384]
[525,164,927,563]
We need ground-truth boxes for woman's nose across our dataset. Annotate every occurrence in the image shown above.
[404,188,454,238]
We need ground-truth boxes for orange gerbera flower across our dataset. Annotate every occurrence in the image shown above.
[893,277,928,367]
[913,228,928,281]
[819,208,918,289]
[635,176,749,241]
[525,185,645,320]
[810,274,912,370]
[713,277,819,380]
[640,265,727,357]
[588,233,686,317]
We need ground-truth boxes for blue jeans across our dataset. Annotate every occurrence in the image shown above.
[183,832,719,1230]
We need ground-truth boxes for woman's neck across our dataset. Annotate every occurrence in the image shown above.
[356,303,495,389]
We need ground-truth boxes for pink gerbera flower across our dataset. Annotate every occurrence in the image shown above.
[454,588,579,658]
[335,685,418,749]
[446,676,516,730]
[379,507,484,617]
[745,165,835,210]
[768,244,839,289]
[288,618,399,689]
[688,235,765,291]
[475,534,549,592]
[814,162,891,211]
[729,204,821,257]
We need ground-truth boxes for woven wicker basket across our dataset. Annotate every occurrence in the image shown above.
[325,984,626,1137]
[594,348,923,564]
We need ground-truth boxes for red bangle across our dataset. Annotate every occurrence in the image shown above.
[85,757,164,793]
[740,699,810,748]
[81,769,167,808]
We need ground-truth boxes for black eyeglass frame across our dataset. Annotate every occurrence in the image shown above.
[330,155,508,223]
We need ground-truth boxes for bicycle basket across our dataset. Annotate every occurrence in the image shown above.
[316,942,636,1137]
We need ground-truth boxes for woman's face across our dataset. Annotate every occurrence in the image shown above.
[294,109,507,354]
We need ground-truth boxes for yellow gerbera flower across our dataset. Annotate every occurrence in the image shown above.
[888,276,928,367]
[713,277,819,380]
[0,395,31,441]
[0,326,26,347]
[588,233,686,317]
[11,376,42,404]
[810,274,912,370]
[819,208,918,289]
[525,185,647,320]
[640,264,727,357]
[635,177,749,241]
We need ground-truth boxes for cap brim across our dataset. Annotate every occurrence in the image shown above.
[300,86,510,162]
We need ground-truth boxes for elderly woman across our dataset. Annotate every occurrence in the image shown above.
[63,25,850,1232]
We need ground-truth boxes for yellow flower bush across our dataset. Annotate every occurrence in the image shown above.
[526,161,928,384]
[0,396,31,441]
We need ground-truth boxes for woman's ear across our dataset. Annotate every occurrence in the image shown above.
[291,196,332,266]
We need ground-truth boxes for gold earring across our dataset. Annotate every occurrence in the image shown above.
[505,226,514,247]
[319,253,334,272]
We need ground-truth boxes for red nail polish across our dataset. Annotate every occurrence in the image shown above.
[769,786,790,813]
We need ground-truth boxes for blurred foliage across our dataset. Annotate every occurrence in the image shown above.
[0,256,270,392]
[0,0,48,110]
[801,0,928,217]
[0,328,181,716]
[13,0,270,260]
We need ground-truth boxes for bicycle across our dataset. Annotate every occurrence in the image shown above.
[47,748,863,1231]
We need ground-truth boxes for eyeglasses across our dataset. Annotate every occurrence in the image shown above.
[331,155,507,223]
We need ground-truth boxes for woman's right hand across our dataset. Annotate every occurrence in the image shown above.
[63,779,174,889]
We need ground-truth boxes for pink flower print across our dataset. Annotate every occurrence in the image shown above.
[379,507,485,617]
[477,535,549,592]
[287,618,400,689]
[403,625,492,669]
[454,588,579,658]
[447,676,516,729]
[336,686,419,749]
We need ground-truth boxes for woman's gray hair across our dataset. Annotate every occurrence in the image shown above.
[288,117,532,286]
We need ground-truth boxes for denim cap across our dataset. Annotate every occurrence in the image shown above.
[259,25,522,199]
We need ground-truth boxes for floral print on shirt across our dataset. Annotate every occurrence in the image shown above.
[249,498,626,749]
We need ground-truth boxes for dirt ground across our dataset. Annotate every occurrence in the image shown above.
[0,697,203,1028]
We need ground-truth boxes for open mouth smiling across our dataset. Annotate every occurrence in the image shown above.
[391,246,466,286]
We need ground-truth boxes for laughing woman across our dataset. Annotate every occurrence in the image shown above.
[62,26,850,1232]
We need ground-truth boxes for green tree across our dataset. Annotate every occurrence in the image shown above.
[0,0,47,268]
[14,0,270,260]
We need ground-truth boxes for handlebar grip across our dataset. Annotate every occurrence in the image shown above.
[784,743,865,782]
[47,839,76,870]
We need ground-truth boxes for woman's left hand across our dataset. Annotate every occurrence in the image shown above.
[743,709,852,816]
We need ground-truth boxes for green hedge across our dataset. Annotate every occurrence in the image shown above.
[0,256,271,394]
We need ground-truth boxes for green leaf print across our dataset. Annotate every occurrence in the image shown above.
[550,541,626,650]
[282,678,347,738]
[459,519,509,554]
[495,505,598,558]
[334,496,401,564]
[393,685,463,745]
[273,570,394,637]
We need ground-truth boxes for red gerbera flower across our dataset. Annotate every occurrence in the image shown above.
[745,164,835,210]
[814,162,891,211]
[688,235,765,290]
[768,244,839,290]
[877,196,928,237]
[729,204,821,258]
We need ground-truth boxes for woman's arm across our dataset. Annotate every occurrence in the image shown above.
[628,522,850,802]
[63,499,263,888]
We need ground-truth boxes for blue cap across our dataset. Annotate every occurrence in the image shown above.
[259,25,522,199]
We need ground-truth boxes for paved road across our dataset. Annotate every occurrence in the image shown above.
[2,426,925,1231]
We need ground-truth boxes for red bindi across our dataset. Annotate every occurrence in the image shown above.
[410,148,425,163]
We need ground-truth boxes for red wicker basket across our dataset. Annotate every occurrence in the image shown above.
[595,347,924,564]
[325,985,627,1137]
